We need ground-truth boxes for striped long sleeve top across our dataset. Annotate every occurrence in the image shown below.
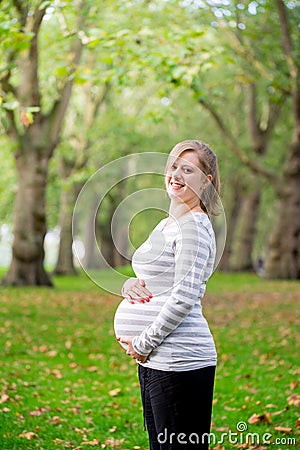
[114,211,217,371]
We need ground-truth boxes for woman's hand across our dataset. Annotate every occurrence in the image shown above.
[121,278,152,304]
[118,337,148,363]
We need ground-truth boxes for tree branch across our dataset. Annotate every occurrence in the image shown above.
[47,37,83,149]
[12,0,28,28]
[4,108,19,141]
[247,84,284,154]
[263,99,283,142]
[274,0,300,132]
[198,97,277,183]
[46,0,88,150]
[247,84,261,150]
[17,4,46,112]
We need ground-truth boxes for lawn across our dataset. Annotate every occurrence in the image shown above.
[0,269,299,450]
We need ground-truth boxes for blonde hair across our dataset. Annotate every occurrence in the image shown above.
[165,140,221,215]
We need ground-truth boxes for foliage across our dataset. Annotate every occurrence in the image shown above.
[0,270,299,449]
[0,0,298,278]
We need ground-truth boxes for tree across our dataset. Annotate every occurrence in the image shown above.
[264,0,300,278]
[0,1,86,285]
[53,74,109,275]
[136,0,297,277]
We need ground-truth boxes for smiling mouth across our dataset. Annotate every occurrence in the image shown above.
[170,180,185,189]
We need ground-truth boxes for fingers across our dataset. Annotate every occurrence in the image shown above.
[122,278,153,302]
[117,337,148,363]
[125,290,152,304]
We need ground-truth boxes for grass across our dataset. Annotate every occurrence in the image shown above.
[0,269,299,449]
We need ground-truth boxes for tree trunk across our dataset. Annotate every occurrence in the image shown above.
[230,186,261,272]
[53,186,77,275]
[2,150,52,286]
[218,179,242,271]
[264,141,300,278]
[113,222,129,267]
[82,196,103,269]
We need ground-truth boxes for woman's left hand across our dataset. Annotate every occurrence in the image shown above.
[118,337,148,363]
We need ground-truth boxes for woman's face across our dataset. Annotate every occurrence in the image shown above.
[165,150,211,205]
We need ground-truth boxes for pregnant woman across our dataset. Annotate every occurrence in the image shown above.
[114,140,221,450]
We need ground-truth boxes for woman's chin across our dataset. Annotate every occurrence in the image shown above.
[167,189,184,200]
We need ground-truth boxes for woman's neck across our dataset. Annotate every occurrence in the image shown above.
[168,199,205,220]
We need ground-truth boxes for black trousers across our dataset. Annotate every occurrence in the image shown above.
[138,365,216,450]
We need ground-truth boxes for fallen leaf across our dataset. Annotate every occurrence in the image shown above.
[104,437,124,449]
[52,369,63,379]
[274,426,292,433]
[49,415,62,425]
[108,388,121,397]
[81,439,99,445]
[272,407,288,416]
[19,431,38,440]
[65,340,72,349]
[287,393,300,406]
[296,417,300,428]
[29,406,50,416]
[74,427,89,435]
[0,407,10,413]
[214,427,229,432]
[248,413,272,424]
[39,345,48,353]
[109,426,117,433]
[0,393,9,404]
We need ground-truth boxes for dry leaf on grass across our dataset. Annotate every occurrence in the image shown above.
[49,415,63,425]
[0,407,10,413]
[287,393,300,406]
[29,406,51,416]
[19,431,38,440]
[0,394,9,404]
[81,439,99,446]
[248,413,272,424]
[108,388,121,397]
[104,437,125,449]
[274,426,293,433]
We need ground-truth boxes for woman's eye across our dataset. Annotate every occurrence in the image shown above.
[184,168,192,173]
[170,165,177,170]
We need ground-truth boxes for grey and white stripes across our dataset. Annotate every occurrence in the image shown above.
[114,211,217,371]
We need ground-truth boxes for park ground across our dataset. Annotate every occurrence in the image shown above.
[0,269,299,450]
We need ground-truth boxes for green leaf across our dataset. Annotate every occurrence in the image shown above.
[55,66,69,78]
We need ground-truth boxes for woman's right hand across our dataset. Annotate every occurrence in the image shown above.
[121,278,152,304]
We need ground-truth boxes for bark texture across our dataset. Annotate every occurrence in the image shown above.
[2,150,52,286]
[264,142,300,278]
[53,186,77,275]
[230,187,260,272]
[264,0,300,278]
[1,2,83,285]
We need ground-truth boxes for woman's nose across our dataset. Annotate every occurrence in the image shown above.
[173,168,183,179]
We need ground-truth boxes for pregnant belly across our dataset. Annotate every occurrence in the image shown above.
[114,298,160,350]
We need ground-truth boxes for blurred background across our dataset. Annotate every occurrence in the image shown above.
[0,0,299,286]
